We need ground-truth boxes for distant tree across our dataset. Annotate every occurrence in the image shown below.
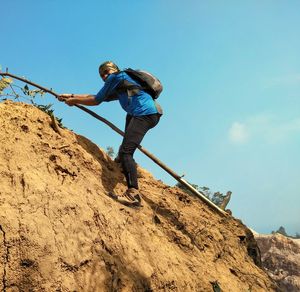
[106,146,115,159]
[175,182,232,209]
[273,226,288,237]
[271,227,300,239]
[210,191,224,206]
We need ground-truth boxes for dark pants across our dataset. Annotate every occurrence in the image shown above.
[119,113,160,189]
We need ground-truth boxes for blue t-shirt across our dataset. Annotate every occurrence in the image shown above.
[95,72,158,116]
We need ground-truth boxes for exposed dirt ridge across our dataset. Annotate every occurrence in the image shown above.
[0,101,277,291]
[255,233,300,292]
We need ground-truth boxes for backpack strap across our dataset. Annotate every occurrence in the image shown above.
[116,79,141,97]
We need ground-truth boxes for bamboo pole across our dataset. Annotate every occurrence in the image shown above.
[0,71,227,216]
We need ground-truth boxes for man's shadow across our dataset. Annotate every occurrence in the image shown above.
[75,134,125,195]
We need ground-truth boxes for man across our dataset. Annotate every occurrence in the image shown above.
[59,61,162,203]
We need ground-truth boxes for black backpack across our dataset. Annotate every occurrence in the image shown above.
[124,68,163,99]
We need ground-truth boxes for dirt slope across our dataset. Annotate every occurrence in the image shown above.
[255,233,300,292]
[0,101,277,291]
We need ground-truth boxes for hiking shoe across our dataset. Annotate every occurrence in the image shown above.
[122,188,141,204]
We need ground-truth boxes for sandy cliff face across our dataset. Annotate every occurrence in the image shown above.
[0,101,277,291]
[255,233,300,292]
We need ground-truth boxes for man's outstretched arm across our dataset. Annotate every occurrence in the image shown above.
[59,94,100,106]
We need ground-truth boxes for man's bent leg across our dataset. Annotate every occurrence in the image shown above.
[115,114,133,163]
[120,114,160,190]
[121,153,138,189]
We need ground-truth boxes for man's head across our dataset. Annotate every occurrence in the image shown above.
[99,61,120,81]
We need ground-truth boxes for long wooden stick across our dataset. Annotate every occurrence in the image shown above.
[0,71,227,216]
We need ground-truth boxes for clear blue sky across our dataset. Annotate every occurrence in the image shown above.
[2,0,300,235]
